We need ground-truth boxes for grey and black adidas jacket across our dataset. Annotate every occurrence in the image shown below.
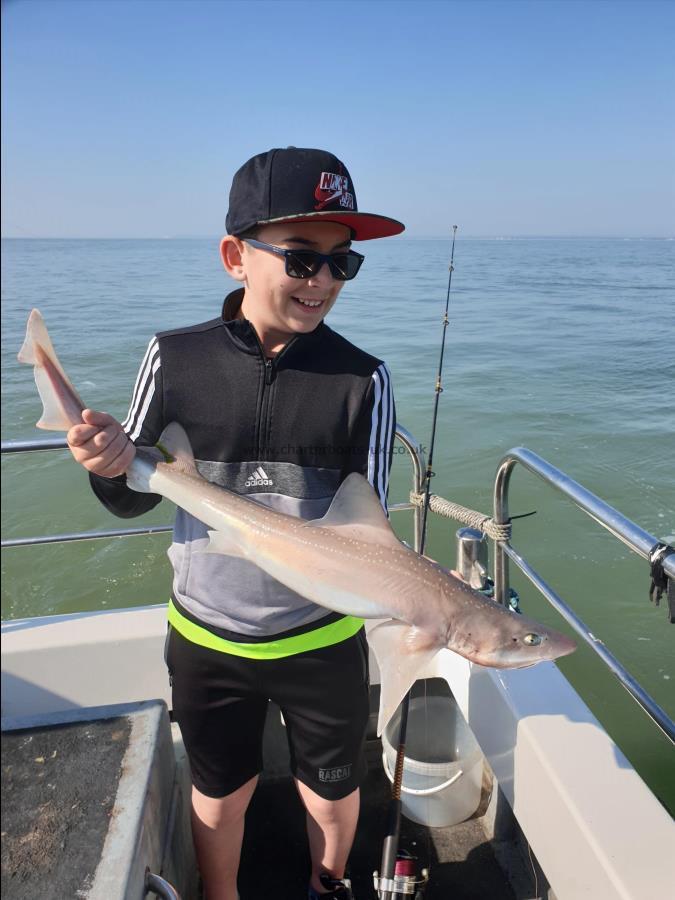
[90,289,395,644]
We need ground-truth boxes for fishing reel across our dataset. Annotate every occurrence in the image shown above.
[373,850,429,899]
[478,576,521,614]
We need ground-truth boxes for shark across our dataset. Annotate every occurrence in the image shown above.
[18,308,576,734]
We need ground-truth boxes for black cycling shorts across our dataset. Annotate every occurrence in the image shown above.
[166,625,370,801]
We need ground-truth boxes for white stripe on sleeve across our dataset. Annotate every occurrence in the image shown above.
[128,355,161,442]
[121,337,159,435]
[368,364,394,512]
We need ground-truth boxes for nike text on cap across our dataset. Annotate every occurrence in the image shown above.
[226,147,405,241]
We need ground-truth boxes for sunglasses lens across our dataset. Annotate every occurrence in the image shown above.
[284,250,364,281]
[285,251,320,279]
[329,253,362,281]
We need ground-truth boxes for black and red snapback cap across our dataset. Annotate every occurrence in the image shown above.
[226,147,405,241]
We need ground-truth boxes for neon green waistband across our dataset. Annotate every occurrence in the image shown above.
[167,598,364,659]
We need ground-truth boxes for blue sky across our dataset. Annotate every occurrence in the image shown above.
[2,0,673,237]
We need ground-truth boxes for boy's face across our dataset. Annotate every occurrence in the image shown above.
[226,220,353,352]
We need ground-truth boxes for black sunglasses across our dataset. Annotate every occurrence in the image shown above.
[243,238,365,281]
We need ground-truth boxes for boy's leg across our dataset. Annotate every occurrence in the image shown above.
[295,779,360,893]
[191,776,258,900]
[167,627,268,899]
[268,630,370,892]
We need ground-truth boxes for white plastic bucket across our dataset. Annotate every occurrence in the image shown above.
[382,695,484,828]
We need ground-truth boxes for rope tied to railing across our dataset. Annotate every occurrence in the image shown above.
[409,490,512,542]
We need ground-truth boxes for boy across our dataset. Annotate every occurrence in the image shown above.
[66,147,405,900]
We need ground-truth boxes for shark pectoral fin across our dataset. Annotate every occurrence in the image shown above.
[305,473,402,549]
[201,529,249,559]
[367,620,440,736]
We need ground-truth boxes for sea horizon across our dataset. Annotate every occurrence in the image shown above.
[2,234,674,241]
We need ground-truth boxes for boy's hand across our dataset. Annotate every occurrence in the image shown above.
[67,409,136,478]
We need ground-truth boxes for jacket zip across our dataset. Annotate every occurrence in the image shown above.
[258,358,274,458]
[254,336,298,460]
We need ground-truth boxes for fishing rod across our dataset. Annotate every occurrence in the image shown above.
[418,225,458,559]
[375,225,458,900]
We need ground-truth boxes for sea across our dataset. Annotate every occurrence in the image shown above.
[2,236,674,812]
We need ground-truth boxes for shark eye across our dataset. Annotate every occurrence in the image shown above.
[523,633,542,646]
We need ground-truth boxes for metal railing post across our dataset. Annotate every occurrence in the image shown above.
[493,458,513,606]
[391,425,426,551]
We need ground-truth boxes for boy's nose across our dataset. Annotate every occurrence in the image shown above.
[306,262,336,286]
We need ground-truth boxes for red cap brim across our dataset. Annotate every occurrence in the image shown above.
[258,210,405,241]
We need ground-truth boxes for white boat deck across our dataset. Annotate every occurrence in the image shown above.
[2,604,673,899]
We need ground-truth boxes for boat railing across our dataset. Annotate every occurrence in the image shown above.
[492,447,674,742]
[0,430,427,547]
[2,436,174,546]
[2,428,673,742]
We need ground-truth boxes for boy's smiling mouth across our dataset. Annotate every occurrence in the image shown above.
[292,296,326,309]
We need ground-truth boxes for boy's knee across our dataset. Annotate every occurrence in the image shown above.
[192,776,258,828]
[297,781,359,822]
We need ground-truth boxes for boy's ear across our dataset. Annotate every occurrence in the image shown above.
[220,236,246,282]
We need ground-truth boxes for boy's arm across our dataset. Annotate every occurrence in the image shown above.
[348,363,396,513]
[86,337,165,519]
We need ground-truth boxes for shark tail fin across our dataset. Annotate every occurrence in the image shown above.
[17,309,86,431]
[367,620,440,736]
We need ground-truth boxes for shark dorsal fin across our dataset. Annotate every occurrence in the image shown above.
[154,422,199,477]
[306,473,401,549]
